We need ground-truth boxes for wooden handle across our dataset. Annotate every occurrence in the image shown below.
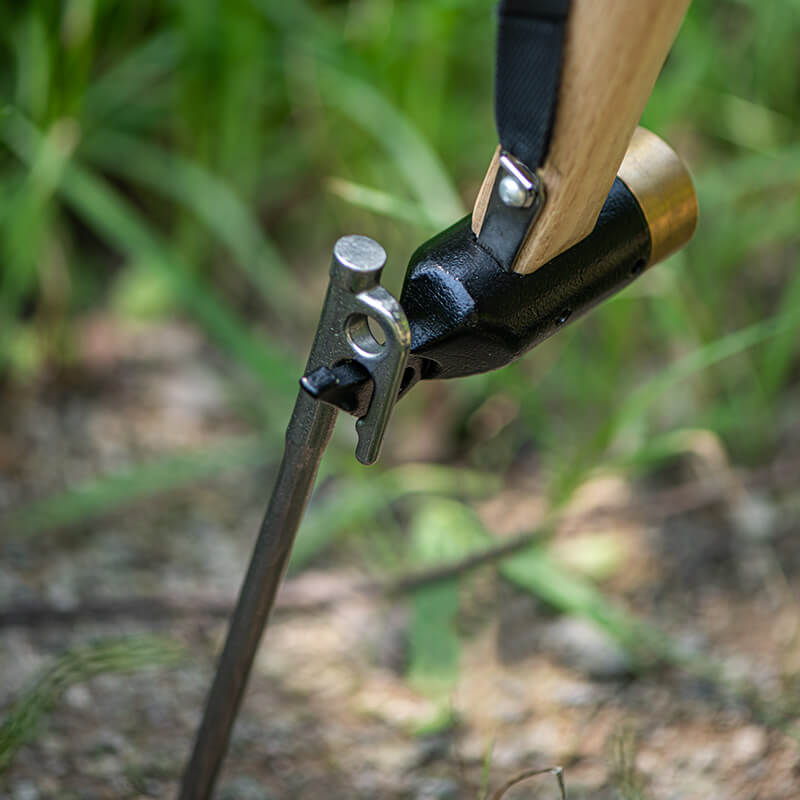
[472,0,691,275]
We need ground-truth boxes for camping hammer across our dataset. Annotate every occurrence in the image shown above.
[179,1,697,797]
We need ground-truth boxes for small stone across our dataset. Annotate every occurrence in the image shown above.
[690,743,721,773]
[552,680,602,707]
[542,617,632,679]
[458,731,491,764]
[12,782,39,800]
[64,684,92,709]
[730,492,777,541]
[491,700,530,725]
[44,578,78,611]
[367,741,419,773]
[217,776,276,800]
[413,776,460,800]
[519,718,563,757]
[730,725,768,765]
[414,735,451,767]
[357,681,438,728]
[81,753,121,778]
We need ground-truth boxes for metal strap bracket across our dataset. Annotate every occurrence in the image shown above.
[477,151,546,270]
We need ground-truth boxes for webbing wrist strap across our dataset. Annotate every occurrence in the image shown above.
[495,0,569,168]
[477,0,570,270]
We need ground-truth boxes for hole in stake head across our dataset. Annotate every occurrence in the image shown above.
[346,314,386,357]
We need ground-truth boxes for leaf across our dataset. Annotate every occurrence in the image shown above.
[499,543,670,665]
[407,580,461,695]
[407,498,483,694]
[290,465,499,571]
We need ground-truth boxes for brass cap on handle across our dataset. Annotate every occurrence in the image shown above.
[617,126,698,267]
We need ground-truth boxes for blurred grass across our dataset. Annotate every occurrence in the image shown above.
[2,0,800,696]
[6,433,270,538]
[0,635,183,774]
[2,0,799,448]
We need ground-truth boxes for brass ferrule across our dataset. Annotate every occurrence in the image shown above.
[617,126,698,267]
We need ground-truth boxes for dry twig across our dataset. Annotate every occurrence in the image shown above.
[3,455,798,628]
[488,766,566,800]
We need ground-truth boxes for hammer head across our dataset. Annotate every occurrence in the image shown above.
[399,129,697,387]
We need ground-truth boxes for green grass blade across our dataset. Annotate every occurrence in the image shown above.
[499,544,671,664]
[327,177,437,229]
[620,315,794,426]
[251,0,464,227]
[408,580,461,694]
[317,65,465,229]
[81,130,298,315]
[1,110,298,397]
[549,313,799,502]
[0,636,183,774]
[5,435,269,539]
[82,30,184,126]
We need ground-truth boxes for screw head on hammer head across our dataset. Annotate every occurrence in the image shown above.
[498,173,530,208]
[331,235,387,292]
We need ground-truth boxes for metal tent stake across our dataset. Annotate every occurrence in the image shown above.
[177,129,698,798]
[175,1,699,790]
[178,236,410,800]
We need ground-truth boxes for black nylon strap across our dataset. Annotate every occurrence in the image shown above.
[495,0,570,168]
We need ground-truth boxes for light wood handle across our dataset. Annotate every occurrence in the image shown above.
[472,0,691,274]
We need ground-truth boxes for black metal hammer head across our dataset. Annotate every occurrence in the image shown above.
[305,132,698,413]
[304,177,649,409]
[399,176,651,386]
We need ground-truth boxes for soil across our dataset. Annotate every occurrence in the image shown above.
[1,317,799,800]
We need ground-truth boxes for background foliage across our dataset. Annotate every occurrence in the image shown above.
[3,0,799,458]
[2,0,800,716]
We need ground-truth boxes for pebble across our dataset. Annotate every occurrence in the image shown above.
[356,683,438,728]
[64,684,92,710]
[414,735,452,767]
[12,782,39,800]
[690,743,721,773]
[217,776,276,800]
[491,700,531,724]
[44,576,79,611]
[552,680,603,707]
[366,741,419,773]
[730,492,777,541]
[78,753,121,778]
[730,725,768,765]
[542,617,632,679]
[412,776,460,800]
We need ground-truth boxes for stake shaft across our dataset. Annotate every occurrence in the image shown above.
[178,391,337,800]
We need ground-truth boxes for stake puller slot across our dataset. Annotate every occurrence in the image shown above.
[299,235,410,465]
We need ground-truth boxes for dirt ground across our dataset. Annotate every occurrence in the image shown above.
[2,318,799,800]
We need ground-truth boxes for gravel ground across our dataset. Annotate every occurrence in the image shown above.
[2,318,799,799]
